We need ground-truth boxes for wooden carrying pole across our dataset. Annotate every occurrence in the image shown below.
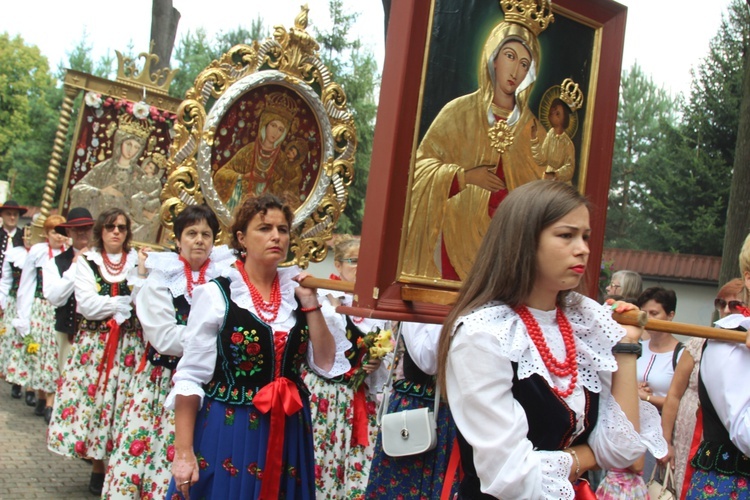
[299,277,748,344]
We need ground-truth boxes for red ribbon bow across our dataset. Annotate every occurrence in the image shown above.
[253,377,303,499]
[96,318,121,390]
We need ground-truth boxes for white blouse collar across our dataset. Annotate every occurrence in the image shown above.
[221,263,301,323]
[454,293,623,394]
[84,248,139,280]
[145,245,235,302]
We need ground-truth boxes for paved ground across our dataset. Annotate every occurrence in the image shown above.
[0,382,92,499]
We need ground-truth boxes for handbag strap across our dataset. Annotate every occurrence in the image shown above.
[377,323,441,427]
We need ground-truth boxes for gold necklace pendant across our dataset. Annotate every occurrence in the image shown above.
[488,120,514,154]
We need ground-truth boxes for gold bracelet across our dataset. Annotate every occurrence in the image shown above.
[646,395,651,402]
[565,447,580,481]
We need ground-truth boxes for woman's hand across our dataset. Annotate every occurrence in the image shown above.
[362,357,382,374]
[637,382,653,402]
[464,167,506,193]
[606,299,644,343]
[172,448,199,500]
[292,271,319,309]
[137,246,152,277]
[657,442,676,469]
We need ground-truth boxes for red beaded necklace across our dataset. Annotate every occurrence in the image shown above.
[235,260,281,323]
[48,244,65,259]
[179,256,211,297]
[102,251,128,275]
[514,304,578,398]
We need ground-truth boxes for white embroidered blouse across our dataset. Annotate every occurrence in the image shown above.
[166,265,351,409]
[446,293,667,499]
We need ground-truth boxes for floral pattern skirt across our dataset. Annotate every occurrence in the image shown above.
[686,470,749,499]
[595,469,648,499]
[28,297,59,393]
[0,297,18,379]
[365,381,460,499]
[47,319,142,460]
[303,370,378,500]
[165,397,316,500]
[103,363,175,500]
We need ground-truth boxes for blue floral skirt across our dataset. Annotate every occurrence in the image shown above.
[166,397,315,500]
[686,470,750,499]
[365,380,460,499]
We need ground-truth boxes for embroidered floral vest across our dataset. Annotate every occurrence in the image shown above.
[328,316,366,385]
[203,276,310,406]
[78,256,136,333]
[8,262,22,299]
[34,267,44,299]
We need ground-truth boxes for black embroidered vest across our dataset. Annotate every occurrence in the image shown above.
[203,277,310,406]
[8,261,22,299]
[691,341,750,477]
[78,256,136,333]
[145,294,189,371]
[53,247,78,335]
[457,365,599,499]
[34,267,44,299]
[0,227,24,270]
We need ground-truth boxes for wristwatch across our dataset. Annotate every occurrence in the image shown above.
[611,341,642,358]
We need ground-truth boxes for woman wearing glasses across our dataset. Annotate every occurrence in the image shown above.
[659,279,744,498]
[304,236,391,498]
[47,208,146,496]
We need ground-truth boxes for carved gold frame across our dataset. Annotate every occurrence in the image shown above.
[160,7,356,268]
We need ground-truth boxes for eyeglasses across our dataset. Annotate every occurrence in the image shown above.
[608,283,621,290]
[339,258,358,265]
[103,224,128,233]
[714,298,745,311]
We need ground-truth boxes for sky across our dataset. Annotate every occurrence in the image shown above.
[0,0,735,98]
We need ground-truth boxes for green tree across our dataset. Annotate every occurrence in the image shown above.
[59,31,115,79]
[169,21,266,99]
[314,0,379,235]
[0,33,57,203]
[605,63,676,249]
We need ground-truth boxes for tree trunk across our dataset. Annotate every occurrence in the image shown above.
[150,0,180,71]
[718,34,750,288]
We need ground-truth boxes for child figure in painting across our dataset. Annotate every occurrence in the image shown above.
[531,78,583,184]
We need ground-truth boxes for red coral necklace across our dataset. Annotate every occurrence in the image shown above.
[514,304,578,398]
[102,251,128,275]
[179,256,211,297]
[236,260,281,323]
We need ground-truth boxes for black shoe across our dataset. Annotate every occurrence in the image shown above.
[44,406,53,424]
[25,391,36,407]
[34,398,46,416]
[10,384,21,399]
[89,472,105,496]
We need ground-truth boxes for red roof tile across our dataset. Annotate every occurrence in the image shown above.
[602,248,721,283]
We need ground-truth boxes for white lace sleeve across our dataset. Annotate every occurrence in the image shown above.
[164,281,225,410]
[538,451,576,499]
[307,298,351,378]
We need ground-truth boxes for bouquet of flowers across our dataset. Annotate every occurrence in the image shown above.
[348,327,394,392]
[23,334,40,355]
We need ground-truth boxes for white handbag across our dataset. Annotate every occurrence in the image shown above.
[377,324,440,457]
[647,464,677,500]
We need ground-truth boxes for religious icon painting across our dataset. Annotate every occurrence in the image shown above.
[398,0,622,288]
[162,6,355,267]
[56,52,182,246]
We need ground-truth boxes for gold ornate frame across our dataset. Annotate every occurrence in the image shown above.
[160,7,356,268]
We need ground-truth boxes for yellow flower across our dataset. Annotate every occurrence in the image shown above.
[27,343,40,354]
[0,326,5,336]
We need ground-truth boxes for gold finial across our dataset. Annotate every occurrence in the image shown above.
[295,4,310,30]
[115,46,179,96]
[117,114,152,140]
[500,0,555,36]
[559,78,583,112]
[261,92,300,123]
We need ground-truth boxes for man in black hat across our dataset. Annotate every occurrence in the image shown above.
[41,207,95,422]
[0,200,27,398]
[0,200,27,271]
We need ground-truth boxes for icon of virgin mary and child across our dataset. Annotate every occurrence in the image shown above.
[213,92,307,213]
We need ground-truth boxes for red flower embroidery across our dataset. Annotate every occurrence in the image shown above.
[87,384,97,398]
[131,474,140,485]
[61,407,72,420]
[318,398,329,414]
[239,361,253,371]
[80,353,90,365]
[166,445,175,462]
[230,332,244,345]
[106,439,114,452]
[703,485,716,494]
[246,343,260,355]
[129,439,146,456]
[354,462,363,472]
[124,354,135,367]
[74,441,87,455]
